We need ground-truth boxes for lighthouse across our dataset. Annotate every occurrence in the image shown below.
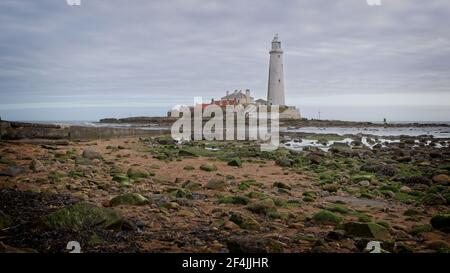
[267,34,286,106]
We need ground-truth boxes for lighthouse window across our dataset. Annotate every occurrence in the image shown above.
[278,55,280,58]
[278,79,281,83]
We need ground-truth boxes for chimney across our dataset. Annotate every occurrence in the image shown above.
[226,91,229,96]
[245,89,250,96]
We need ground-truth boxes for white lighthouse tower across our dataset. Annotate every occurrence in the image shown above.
[267,34,286,106]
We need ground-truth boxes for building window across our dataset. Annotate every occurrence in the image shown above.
[278,79,281,83]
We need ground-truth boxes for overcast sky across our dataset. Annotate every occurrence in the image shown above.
[1,0,450,121]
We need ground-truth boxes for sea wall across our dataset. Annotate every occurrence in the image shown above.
[0,121,169,141]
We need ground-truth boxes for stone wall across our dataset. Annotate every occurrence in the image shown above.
[0,121,169,141]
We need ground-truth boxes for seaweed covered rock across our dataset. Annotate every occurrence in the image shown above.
[312,210,342,225]
[29,159,46,173]
[246,199,277,215]
[229,211,260,230]
[430,214,450,233]
[343,222,391,241]
[205,178,227,190]
[110,193,149,207]
[200,164,218,172]
[82,148,102,160]
[275,157,293,167]
[41,202,128,231]
[227,158,242,167]
[432,174,450,185]
[0,210,12,229]
[127,167,149,179]
[227,236,284,253]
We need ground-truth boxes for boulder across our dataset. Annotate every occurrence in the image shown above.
[205,178,227,190]
[229,211,260,230]
[0,242,38,253]
[110,193,149,207]
[359,180,370,187]
[360,163,396,177]
[422,193,446,205]
[29,159,46,172]
[0,166,26,177]
[127,167,149,179]
[0,210,12,229]
[227,158,242,167]
[273,181,291,190]
[227,236,284,253]
[399,186,412,193]
[82,148,102,160]
[41,202,129,231]
[246,199,277,215]
[178,149,198,157]
[312,210,342,225]
[199,164,218,172]
[275,157,293,167]
[432,174,450,185]
[343,222,391,241]
[430,214,450,233]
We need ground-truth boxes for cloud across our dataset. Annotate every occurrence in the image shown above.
[0,0,449,121]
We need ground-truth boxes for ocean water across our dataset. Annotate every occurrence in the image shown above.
[285,126,450,138]
[18,120,450,138]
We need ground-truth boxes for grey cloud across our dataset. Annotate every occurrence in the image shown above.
[0,0,449,121]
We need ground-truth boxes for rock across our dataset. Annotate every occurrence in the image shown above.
[0,210,12,229]
[182,180,201,190]
[246,199,277,215]
[127,167,149,179]
[219,195,250,205]
[178,149,198,157]
[29,159,45,172]
[312,210,342,225]
[430,214,450,232]
[383,190,396,198]
[343,222,391,241]
[227,158,242,167]
[82,148,102,160]
[432,174,450,185]
[359,180,370,187]
[360,163,396,177]
[273,181,291,190]
[110,193,149,206]
[399,186,412,193]
[275,157,293,167]
[422,193,446,205]
[227,236,284,253]
[112,174,131,185]
[398,176,430,185]
[229,211,260,230]
[322,183,339,193]
[172,188,193,199]
[307,153,322,165]
[41,202,129,231]
[0,242,38,253]
[425,240,450,251]
[205,178,227,190]
[223,220,240,231]
[199,163,218,172]
[0,166,26,177]
[326,230,346,241]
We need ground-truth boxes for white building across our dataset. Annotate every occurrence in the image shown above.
[221,89,254,105]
